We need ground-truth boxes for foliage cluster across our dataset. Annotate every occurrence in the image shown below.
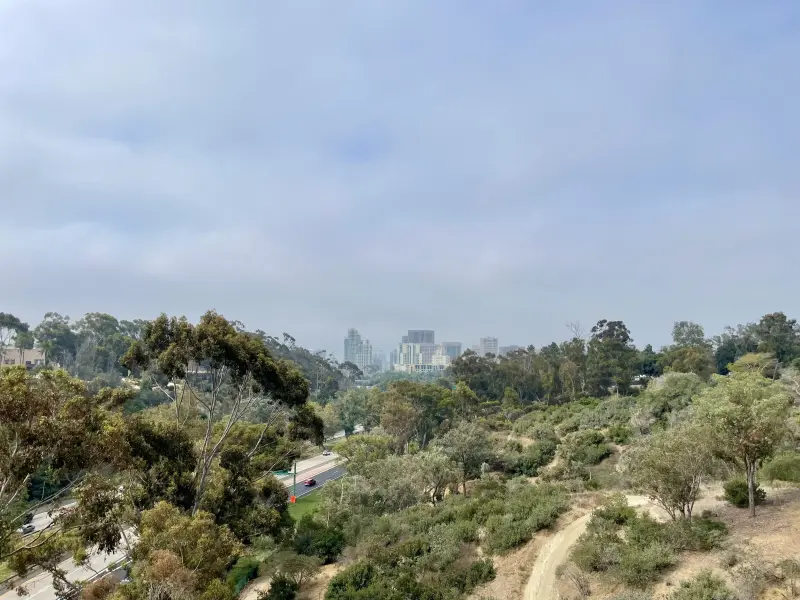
[571,496,727,587]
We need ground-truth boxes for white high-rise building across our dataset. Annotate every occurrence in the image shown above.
[398,342,422,366]
[478,337,499,357]
[343,328,373,373]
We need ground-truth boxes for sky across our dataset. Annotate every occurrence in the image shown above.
[1,1,799,358]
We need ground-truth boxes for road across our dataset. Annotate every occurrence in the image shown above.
[3,451,346,600]
[0,533,134,600]
[22,502,77,535]
[293,465,345,499]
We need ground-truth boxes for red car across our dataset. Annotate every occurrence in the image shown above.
[303,478,316,487]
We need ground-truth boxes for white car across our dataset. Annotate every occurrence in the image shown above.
[322,450,331,456]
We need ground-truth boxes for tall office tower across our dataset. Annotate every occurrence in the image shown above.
[420,343,437,364]
[398,343,422,366]
[343,328,373,373]
[479,337,499,357]
[389,348,398,370]
[406,330,435,344]
[442,342,462,361]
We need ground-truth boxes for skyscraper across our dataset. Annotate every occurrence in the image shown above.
[343,328,373,373]
[442,342,462,361]
[406,330,435,344]
[478,337,499,357]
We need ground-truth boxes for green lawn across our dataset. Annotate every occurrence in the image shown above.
[288,490,321,520]
[0,562,15,583]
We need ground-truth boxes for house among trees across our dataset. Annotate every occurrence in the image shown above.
[1,347,46,369]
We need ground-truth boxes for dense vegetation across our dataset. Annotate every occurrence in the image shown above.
[1,309,799,600]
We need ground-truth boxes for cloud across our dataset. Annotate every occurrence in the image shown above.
[1,0,799,355]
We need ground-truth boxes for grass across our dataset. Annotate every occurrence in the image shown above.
[289,490,322,520]
[0,561,15,583]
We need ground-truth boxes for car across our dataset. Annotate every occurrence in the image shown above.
[22,512,33,524]
[20,524,35,534]
[322,450,331,456]
[303,478,316,487]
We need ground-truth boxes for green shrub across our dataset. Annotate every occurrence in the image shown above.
[446,559,496,593]
[668,570,737,600]
[573,496,727,588]
[560,430,612,466]
[723,478,766,509]
[762,452,800,483]
[608,424,633,444]
[592,494,636,526]
[571,533,620,572]
[260,576,299,600]
[614,542,676,587]
[226,556,260,594]
[292,515,346,564]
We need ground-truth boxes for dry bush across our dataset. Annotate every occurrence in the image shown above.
[81,576,118,600]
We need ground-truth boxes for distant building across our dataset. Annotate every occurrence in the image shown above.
[406,330,435,344]
[398,343,422,366]
[420,343,437,364]
[499,345,522,356]
[372,350,387,372]
[343,328,373,373]
[393,363,448,374]
[471,344,480,353]
[441,342,462,361]
[478,337,499,357]
[1,348,46,369]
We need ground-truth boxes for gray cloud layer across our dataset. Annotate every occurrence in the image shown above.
[2,1,798,355]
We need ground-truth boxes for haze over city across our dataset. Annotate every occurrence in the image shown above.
[2,1,798,355]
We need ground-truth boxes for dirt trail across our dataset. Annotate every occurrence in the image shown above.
[523,493,725,600]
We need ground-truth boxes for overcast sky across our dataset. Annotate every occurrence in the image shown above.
[1,1,798,357]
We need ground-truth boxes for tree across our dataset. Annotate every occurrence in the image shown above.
[671,321,707,348]
[433,421,492,496]
[626,425,714,520]
[586,320,637,396]
[694,370,792,516]
[713,324,759,375]
[0,367,130,564]
[659,321,715,380]
[754,312,800,365]
[379,393,420,452]
[133,502,241,588]
[332,435,390,472]
[313,402,342,439]
[448,381,481,420]
[638,344,663,378]
[72,312,136,376]
[412,450,459,505]
[335,388,376,436]
[660,346,715,380]
[0,313,28,352]
[264,551,321,587]
[122,311,310,514]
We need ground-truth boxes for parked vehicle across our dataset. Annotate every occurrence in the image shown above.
[20,523,35,534]
[22,512,33,524]
[322,450,331,456]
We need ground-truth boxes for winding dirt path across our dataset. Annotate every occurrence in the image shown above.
[523,493,724,600]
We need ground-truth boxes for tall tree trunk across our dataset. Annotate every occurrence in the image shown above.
[746,459,757,518]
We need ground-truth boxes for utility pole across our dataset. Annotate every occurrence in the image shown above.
[292,460,297,499]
